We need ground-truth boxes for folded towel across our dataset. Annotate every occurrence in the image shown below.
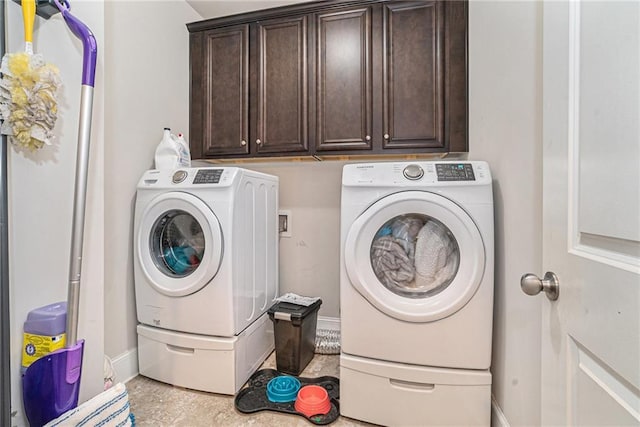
[45,382,133,427]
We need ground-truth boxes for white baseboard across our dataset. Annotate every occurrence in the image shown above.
[111,348,139,384]
[317,316,340,331]
[491,394,510,427]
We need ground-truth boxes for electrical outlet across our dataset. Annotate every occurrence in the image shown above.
[278,210,292,238]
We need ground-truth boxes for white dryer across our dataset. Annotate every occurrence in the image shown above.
[340,161,494,426]
[134,167,278,394]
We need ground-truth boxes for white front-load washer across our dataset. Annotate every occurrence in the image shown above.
[340,161,494,426]
[133,167,278,394]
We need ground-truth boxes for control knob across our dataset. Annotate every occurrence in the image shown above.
[172,170,188,184]
[403,164,424,180]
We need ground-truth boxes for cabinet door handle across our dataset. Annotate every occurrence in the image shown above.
[256,139,262,145]
[240,140,246,146]
[384,133,390,140]
[365,135,371,141]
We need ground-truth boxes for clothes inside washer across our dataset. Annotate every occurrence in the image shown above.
[370,235,415,288]
[154,211,205,277]
[413,220,459,293]
[163,246,201,275]
[389,216,423,260]
[370,214,460,297]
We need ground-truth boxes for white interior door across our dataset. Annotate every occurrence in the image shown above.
[534,1,640,425]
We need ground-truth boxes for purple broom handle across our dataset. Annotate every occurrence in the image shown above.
[53,0,97,87]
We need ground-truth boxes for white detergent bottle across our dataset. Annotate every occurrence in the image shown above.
[173,133,191,167]
[154,127,180,170]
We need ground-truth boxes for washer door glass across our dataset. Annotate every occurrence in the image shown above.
[344,191,485,323]
[370,214,460,298]
[137,192,223,297]
[150,210,205,278]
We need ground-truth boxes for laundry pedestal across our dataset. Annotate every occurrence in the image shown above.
[340,354,492,426]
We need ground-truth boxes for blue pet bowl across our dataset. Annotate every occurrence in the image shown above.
[266,376,301,403]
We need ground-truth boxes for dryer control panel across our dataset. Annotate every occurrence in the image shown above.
[342,161,492,187]
[193,169,223,184]
[435,163,475,181]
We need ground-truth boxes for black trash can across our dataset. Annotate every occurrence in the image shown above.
[267,299,322,375]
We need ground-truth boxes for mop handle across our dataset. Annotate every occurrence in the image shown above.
[54,0,97,87]
[53,0,98,346]
[66,87,94,346]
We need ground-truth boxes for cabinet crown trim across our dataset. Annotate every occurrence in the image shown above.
[187,0,384,32]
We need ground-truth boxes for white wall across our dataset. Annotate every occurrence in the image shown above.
[469,2,543,425]
[187,0,311,18]
[231,6,545,425]
[101,0,320,368]
[233,3,545,426]
[103,1,202,361]
[7,2,105,425]
[2,0,541,424]
[100,1,544,426]
[223,160,348,318]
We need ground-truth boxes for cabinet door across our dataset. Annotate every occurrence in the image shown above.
[254,16,308,154]
[315,6,373,152]
[191,25,249,157]
[382,1,445,150]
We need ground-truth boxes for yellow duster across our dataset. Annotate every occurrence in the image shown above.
[0,0,61,152]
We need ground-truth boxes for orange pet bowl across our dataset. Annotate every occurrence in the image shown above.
[294,385,331,417]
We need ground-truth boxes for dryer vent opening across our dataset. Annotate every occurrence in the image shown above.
[315,329,340,355]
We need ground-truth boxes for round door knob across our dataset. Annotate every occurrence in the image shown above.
[365,135,371,141]
[384,133,390,140]
[256,139,262,145]
[521,272,559,301]
[240,140,246,146]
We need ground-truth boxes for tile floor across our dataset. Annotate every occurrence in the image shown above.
[126,351,375,426]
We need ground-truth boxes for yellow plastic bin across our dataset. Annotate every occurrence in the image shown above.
[267,299,322,375]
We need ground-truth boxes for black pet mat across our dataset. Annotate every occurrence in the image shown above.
[234,369,340,425]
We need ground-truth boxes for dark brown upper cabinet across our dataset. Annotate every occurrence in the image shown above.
[188,0,468,160]
[190,24,249,158]
[377,1,467,153]
[314,5,373,152]
[253,16,309,154]
[382,1,444,149]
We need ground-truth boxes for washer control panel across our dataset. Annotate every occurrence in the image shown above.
[193,169,223,184]
[435,163,475,181]
[138,167,244,188]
